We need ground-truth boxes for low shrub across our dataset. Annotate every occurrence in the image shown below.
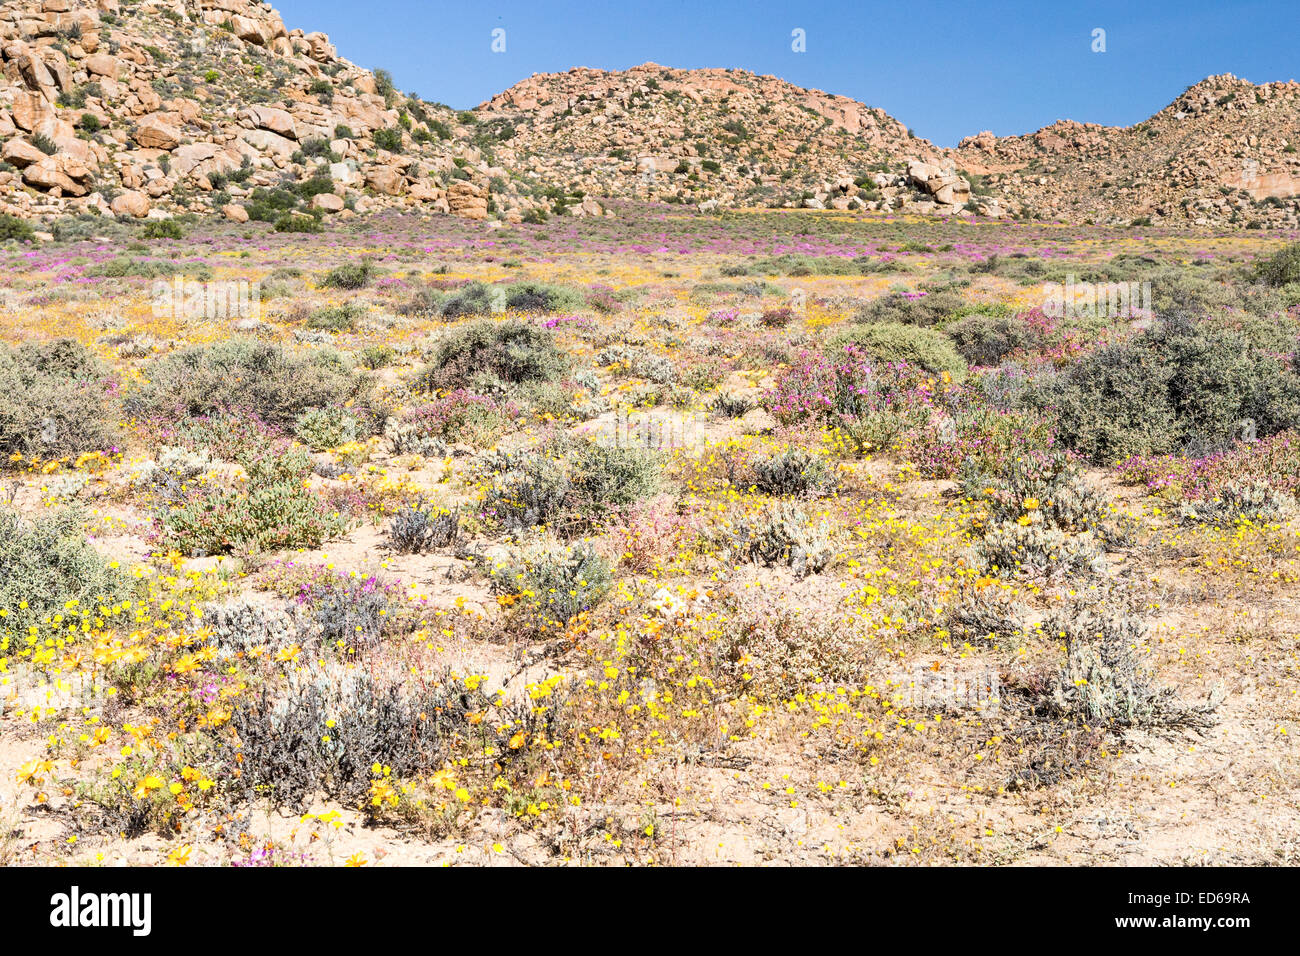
[485,539,613,629]
[946,313,1042,366]
[415,320,566,392]
[320,261,375,290]
[274,213,324,234]
[750,447,836,497]
[158,443,350,555]
[225,662,488,809]
[387,497,459,553]
[0,507,126,636]
[712,393,755,418]
[1176,480,1292,526]
[1255,242,1300,287]
[141,220,184,240]
[130,339,365,429]
[0,339,119,461]
[729,502,833,578]
[1039,322,1300,462]
[436,282,494,319]
[976,518,1104,579]
[959,452,1111,534]
[291,570,400,653]
[480,451,570,531]
[830,322,967,379]
[760,306,794,328]
[854,289,967,327]
[391,390,517,451]
[0,214,35,243]
[305,302,365,332]
[294,406,364,450]
[567,443,661,525]
[360,344,396,369]
[500,281,585,314]
[1042,603,1220,731]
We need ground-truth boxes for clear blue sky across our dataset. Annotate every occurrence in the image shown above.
[272,0,1300,147]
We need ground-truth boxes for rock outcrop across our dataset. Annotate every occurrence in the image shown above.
[0,0,518,224]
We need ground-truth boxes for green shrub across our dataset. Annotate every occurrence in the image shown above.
[1256,243,1300,287]
[274,213,324,234]
[1040,322,1300,462]
[1148,267,1248,318]
[568,443,660,525]
[360,344,395,369]
[305,302,365,332]
[0,507,126,636]
[294,171,336,199]
[320,261,374,290]
[830,321,967,378]
[159,447,347,555]
[415,319,566,391]
[372,127,403,152]
[0,339,118,460]
[947,313,1041,366]
[87,257,177,278]
[129,339,365,429]
[141,219,184,240]
[161,480,351,555]
[244,186,299,222]
[501,281,586,314]
[486,539,612,628]
[854,289,967,327]
[294,406,363,450]
[750,448,835,497]
[437,281,495,319]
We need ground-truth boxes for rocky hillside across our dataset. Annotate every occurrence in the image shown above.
[474,62,966,213]
[956,74,1300,228]
[0,3,1297,230]
[0,0,554,225]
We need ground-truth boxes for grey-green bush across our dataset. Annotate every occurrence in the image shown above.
[0,506,126,636]
[854,289,966,327]
[486,539,613,627]
[830,321,967,378]
[947,314,1042,367]
[1039,322,1300,462]
[415,319,565,392]
[0,339,119,459]
[129,339,366,428]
